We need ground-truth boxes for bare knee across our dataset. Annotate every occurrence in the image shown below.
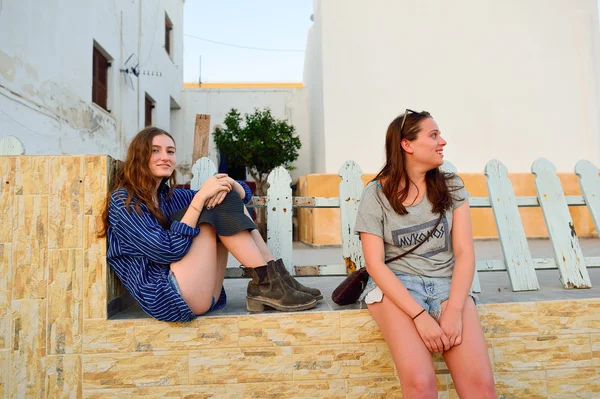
[468,374,496,399]
[400,372,438,398]
[187,292,214,315]
[453,372,496,399]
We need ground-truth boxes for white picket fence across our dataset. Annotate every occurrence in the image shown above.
[191,157,600,293]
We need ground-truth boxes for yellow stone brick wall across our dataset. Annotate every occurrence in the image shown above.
[1,155,600,398]
[297,173,598,246]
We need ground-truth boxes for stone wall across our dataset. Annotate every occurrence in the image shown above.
[1,155,599,398]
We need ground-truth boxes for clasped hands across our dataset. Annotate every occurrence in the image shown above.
[413,303,463,354]
[194,173,240,210]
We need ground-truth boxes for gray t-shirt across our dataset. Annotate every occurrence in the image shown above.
[354,177,469,277]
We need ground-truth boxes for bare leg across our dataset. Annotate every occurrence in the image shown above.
[170,223,220,315]
[219,210,316,312]
[218,230,267,267]
[249,229,274,262]
[212,242,228,298]
[242,205,320,299]
[368,296,438,399]
[442,299,496,399]
[242,207,275,262]
[170,224,269,314]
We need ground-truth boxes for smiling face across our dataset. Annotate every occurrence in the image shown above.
[402,117,447,169]
[148,134,176,181]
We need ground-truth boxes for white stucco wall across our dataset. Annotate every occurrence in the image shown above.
[305,0,600,173]
[178,88,311,183]
[0,0,184,159]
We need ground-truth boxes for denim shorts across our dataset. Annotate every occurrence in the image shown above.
[168,270,227,315]
[360,271,477,321]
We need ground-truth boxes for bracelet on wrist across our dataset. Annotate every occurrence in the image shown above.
[189,203,201,213]
[412,309,426,320]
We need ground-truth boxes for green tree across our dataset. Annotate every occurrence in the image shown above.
[213,108,302,196]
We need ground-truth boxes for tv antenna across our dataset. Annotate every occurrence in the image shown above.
[120,53,139,90]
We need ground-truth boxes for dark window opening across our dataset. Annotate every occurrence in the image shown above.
[165,14,173,57]
[92,47,110,110]
[145,94,155,127]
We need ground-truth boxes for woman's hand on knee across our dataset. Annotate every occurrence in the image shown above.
[196,174,232,203]
[205,190,227,210]
[413,312,451,354]
[439,306,463,348]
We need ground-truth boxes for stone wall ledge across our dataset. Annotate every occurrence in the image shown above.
[75,298,600,397]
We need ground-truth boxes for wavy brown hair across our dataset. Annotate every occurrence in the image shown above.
[374,110,463,215]
[98,127,177,237]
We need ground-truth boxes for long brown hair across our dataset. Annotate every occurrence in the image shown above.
[98,127,177,237]
[374,110,463,215]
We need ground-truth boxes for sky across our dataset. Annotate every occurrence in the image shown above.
[183,1,314,83]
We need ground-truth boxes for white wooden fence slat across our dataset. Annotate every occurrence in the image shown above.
[246,195,587,209]
[189,158,223,269]
[316,264,349,275]
[190,157,217,191]
[226,256,600,277]
[477,257,600,271]
[440,160,457,174]
[0,136,25,155]
[468,195,587,208]
[575,160,600,234]
[440,161,481,293]
[338,161,365,274]
[484,160,539,291]
[531,158,591,288]
[266,167,294,274]
[247,196,340,208]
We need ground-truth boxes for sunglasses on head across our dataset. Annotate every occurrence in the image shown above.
[399,109,421,136]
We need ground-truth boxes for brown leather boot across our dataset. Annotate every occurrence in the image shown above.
[274,258,323,300]
[246,261,317,312]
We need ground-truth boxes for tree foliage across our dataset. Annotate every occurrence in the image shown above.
[213,108,301,195]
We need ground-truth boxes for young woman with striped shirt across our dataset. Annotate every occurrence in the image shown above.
[98,127,321,322]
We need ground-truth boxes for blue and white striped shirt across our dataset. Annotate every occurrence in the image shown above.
[106,181,252,322]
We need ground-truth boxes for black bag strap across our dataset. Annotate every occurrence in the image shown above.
[384,213,443,264]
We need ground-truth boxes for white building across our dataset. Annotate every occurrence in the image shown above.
[304,0,600,174]
[0,0,184,158]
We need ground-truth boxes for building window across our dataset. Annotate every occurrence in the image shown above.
[145,94,155,127]
[92,46,110,110]
[165,13,173,57]
[170,96,180,132]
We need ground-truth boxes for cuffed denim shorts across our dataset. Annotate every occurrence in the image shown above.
[168,270,227,314]
[359,271,477,321]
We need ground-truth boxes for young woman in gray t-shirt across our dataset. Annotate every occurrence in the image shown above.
[355,110,496,398]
